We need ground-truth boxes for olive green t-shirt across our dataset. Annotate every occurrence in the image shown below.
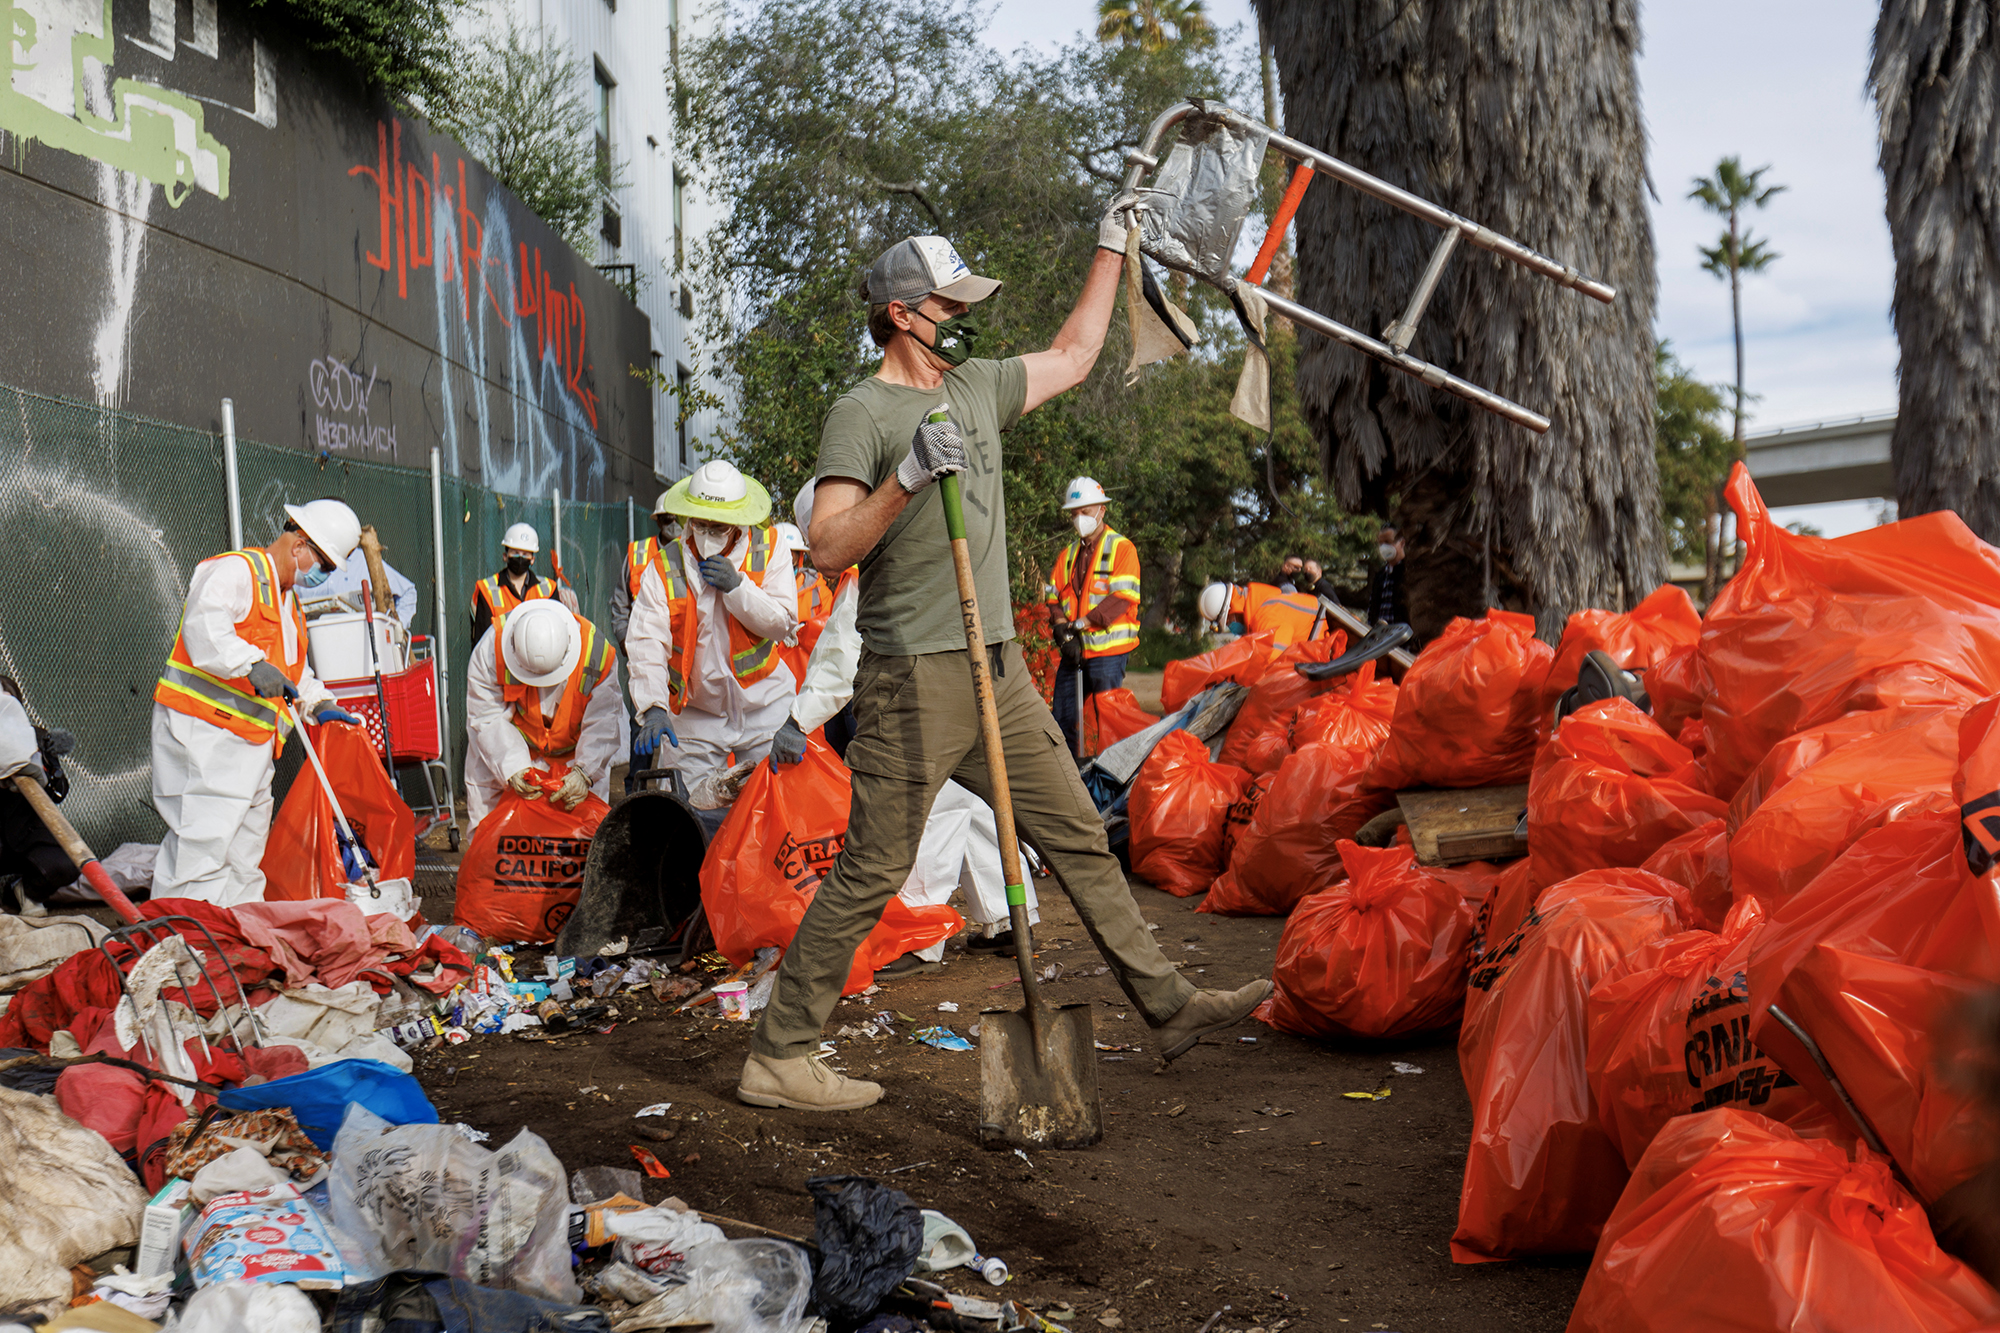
[815,357,1027,656]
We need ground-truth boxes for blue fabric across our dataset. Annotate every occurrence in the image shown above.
[217,1058,437,1149]
[1051,650,1131,753]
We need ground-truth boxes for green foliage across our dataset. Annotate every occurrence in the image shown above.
[428,14,616,252]
[1134,623,1208,669]
[250,0,465,113]
[1654,342,1731,565]
[678,0,1371,620]
[1096,0,1216,51]
[1690,157,1785,279]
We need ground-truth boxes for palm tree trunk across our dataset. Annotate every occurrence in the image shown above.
[1252,0,1663,640]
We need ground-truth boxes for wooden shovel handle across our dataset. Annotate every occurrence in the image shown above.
[12,774,143,923]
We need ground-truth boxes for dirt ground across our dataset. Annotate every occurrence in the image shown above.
[411,840,1588,1333]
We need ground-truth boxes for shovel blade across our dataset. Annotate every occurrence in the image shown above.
[978,1001,1102,1149]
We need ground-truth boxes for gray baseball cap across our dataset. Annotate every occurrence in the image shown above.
[860,236,1002,307]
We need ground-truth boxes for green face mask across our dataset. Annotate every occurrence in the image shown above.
[913,309,981,367]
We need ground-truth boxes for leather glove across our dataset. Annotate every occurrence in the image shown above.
[698,555,744,592]
[506,768,544,799]
[635,706,678,756]
[247,661,298,701]
[897,414,968,493]
[552,766,591,811]
[770,716,809,767]
[41,728,74,757]
[1097,190,1144,252]
[1057,623,1085,668]
[312,703,362,726]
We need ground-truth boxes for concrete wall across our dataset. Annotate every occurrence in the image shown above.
[0,0,654,503]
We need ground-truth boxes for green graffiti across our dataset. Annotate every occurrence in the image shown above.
[2,0,230,205]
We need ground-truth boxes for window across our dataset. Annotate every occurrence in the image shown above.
[676,364,692,466]
[672,169,686,270]
[600,204,621,248]
[594,61,615,188]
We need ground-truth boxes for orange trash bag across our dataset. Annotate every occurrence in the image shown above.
[1201,742,1393,917]
[1218,771,1274,868]
[1291,662,1398,752]
[700,742,962,994]
[1369,610,1555,791]
[1128,731,1249,897]
[1642,643,1709,741]
[1586,897,1822,1171]
[1256,842,1476,1039]
[1638,817,1730,932]
[1455,869,1687,1263]
[1078,687,1157,754]
[1745,795,2000,1204]
[1566,1109,2000,1333]
[1466,857,1538,967]
[454,761,607,944]
[1725,707,1925,829]
[1728,705,1961,907]
[262,723,416,901]
[1542,585,1702,717]
[1217,634,1344,770]
[1527,699,1725,889]
[1701,462,2000,799]
[1160,632,1282,714]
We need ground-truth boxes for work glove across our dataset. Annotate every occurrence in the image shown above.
[770,716,809,768]
[552,766,592,811]
[897,415,968,494]
[635,706,678,756]
[312,703,362,726]
[8,759,47,789]
[697,555,744,592]
[506,768,544,799]
[247,661,299,701]
[1056,622,1085,669]
[1097,189,1146,253]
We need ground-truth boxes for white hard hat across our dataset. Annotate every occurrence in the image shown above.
[651,489,673,518]
[774,522,805,554]
[501,522,540,554]
[792,479,818,540]
[1061,476,1109,511]
[1198,582,1232,628]
[284,499,362,567]
[501,600,580,687]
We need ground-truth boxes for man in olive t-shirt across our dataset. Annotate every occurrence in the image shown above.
[737,227,1273,1113]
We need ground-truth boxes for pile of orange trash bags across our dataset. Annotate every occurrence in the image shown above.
[1128,731,1248,897]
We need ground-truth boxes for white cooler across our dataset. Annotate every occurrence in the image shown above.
[307,611,408,679]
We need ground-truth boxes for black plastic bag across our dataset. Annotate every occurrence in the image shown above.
[806,1175,923,1322]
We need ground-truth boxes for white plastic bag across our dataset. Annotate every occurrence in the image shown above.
[188,1146,290,1204]
[346,876,416,919]
[329,1103,579,1302]
[163,1279,319,1333]
[608,1240,812,1333]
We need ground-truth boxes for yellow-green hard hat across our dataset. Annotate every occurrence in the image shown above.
[657,460,772,526]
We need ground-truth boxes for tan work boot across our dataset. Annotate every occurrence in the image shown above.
[1152,979,1274,1062]
[737,1049,883,1111]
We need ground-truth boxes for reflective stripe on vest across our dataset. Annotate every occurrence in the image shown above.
[496,611,617,755]
[153,549,304,744]
[660,526,783,712]
[1049,531,1141,657]
[627,537,661,599]
[477,573,556,620]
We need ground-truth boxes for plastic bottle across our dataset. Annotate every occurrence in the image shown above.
[970,1253,1008,1286]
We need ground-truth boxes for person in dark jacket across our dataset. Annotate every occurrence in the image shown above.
[1365,526,1410,629]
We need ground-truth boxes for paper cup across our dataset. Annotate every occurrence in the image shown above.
[715,980,751,1020]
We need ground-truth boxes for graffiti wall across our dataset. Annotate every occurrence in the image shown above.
[0,0,653,502]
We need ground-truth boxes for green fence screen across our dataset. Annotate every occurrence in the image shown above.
[0,383,643,852]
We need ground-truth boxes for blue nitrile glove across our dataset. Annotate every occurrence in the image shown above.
[770,716,808,767]
[338,834,377,882]
[635,706,678,755]
[698,555,743,592]
[312,703,362,726]
[248,661,299,701]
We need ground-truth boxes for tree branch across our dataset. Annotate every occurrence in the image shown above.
[861,171,942,227]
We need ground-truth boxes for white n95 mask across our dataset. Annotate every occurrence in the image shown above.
[1075,513,1101,538]
[692,526,734,559]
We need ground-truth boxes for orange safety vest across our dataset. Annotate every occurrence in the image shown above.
[625,536,663,599]
[653,527,784,712]
[495,610,618,756]
[1231,581,1322,648]
[474,571,558,624]
[794,567,835,657]
[154,549,308,747]
[1044,529,1142,658]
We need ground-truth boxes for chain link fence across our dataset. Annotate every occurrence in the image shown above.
[1,382,644,852]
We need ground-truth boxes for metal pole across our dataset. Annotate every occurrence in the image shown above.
[551,487,562,581]
[627,494,635,546]
[430,447,457,825]
[221,398,243,550]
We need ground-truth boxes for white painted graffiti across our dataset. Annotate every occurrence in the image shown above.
[308,356,395,455]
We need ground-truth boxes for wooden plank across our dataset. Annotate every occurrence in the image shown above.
[1396,784,1528,866]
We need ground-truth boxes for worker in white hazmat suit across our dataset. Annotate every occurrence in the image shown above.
[151,499,366,906]
[627,460,799,789]
[464,599,626,839]
[773,481,1038,980]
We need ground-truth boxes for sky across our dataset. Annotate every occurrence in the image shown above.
[983,0,1897,534]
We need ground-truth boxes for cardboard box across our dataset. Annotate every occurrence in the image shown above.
[136,1179,195,1278]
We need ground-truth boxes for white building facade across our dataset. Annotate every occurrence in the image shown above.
[480,0,727,483]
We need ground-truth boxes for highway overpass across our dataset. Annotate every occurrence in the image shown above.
[1742,411,1894,507]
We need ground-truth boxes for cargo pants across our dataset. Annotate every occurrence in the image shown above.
[751,641,1196,1060]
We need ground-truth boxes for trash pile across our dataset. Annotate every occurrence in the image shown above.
[1137,464,2000,1325]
